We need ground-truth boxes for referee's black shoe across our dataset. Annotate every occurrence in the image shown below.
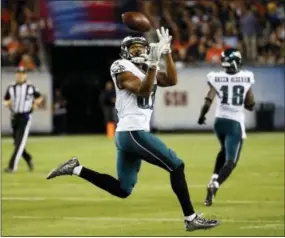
[4,168,13,173]
[27,159,34,172]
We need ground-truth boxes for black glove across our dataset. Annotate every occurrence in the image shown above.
[198,116,206,125]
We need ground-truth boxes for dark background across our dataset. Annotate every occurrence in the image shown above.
[49,45,120,133]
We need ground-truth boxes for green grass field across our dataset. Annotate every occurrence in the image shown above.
[1,133,284,236]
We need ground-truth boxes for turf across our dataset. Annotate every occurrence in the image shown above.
[1,133,284,236]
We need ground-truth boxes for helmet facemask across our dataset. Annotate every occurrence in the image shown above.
[221,49,242,74]
[120,36,150,64]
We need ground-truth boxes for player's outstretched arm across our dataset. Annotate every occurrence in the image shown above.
[117,43,163,96]
[156,27,177,87]
[157,53,177,87]
[117,68,157,96]
[198,84,216,125]
[244,88,255,111]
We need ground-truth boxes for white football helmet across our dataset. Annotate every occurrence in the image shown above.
[120,36,150,64]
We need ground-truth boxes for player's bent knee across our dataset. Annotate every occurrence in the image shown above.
[171,162,185,174]
[119,182,136,198]
[119,189,131,199]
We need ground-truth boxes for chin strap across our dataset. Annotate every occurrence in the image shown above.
[130,54,148,64]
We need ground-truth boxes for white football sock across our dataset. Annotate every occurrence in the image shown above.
[211,173,219,181]
[73,165,83,176]
[213,180,220,188]
[185,213,196,221]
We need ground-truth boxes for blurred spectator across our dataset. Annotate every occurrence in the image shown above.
[18,53,37,70]
[2,0,283,67]
[2,32,23,66]
[99,81,117,139]
[240,8,258,61]
[223,22,239,48]
[140,1,160,42]
[53,88,68,135]
[142,0,284,66]
[1,0,41,70]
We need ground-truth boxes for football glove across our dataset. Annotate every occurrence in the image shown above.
[148,43,164,68]
[156,27,172,54]
[198,116,206,125]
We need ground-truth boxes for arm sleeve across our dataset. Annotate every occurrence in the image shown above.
[4,86,11,100]
[33,86,42,98]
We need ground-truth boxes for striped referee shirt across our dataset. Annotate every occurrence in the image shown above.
[4,82,42,114]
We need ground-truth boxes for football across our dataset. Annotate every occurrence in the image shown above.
[121,11,151,32]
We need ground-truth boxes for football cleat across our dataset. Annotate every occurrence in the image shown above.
[204,183,218,206]
[27,159,34,172]
[46,157,79,180]
[185,214,220,231]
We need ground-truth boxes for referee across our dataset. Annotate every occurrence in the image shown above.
[3,67,43,173]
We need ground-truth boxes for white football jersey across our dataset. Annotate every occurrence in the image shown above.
[207,70,255,138]
[110,59,157,131]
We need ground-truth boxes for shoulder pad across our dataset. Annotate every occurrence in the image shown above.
[206,71,216,83]
[110,59,129,75]
[207,71,215,77]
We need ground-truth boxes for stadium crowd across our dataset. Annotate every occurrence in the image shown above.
[141,0,285,65]
[1,0,41,70]
[2,0,284,69]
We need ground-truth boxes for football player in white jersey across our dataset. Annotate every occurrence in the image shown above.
[197,48,256,206]
[46,27,219,231]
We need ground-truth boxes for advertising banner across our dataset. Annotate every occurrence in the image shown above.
[41,0,139,46]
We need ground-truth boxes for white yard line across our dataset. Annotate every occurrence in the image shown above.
[1,136,105,143]
[216,200,282,204]
[240,224,284,230]
[3,182,283,190]
[10,215,283,225]
[1,196,283,204]
[1,197,113,202]
[1,137,63,143]
[2,182,207,188]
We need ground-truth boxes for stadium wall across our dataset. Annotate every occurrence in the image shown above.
[1,67,284,135]
[152,67,285,131]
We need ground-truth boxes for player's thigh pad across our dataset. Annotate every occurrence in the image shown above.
[214,118,243,162]
[214,118,227,144]
[217,118,243,162]
[116,149,142,194]
[116,131,183,172]
[225,136,243,163]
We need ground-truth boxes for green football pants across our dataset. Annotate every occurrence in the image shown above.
[115,130,183,193]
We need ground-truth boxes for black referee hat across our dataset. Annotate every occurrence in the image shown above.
[16,66,26,73]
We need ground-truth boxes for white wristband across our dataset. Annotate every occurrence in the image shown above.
[148,63,158,69]
[162,49,172,54]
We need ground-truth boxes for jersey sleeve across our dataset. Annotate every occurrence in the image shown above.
[4,86,11,100]
[206,72,215,87]
[110,60,130,76]
[249,71,255,86]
